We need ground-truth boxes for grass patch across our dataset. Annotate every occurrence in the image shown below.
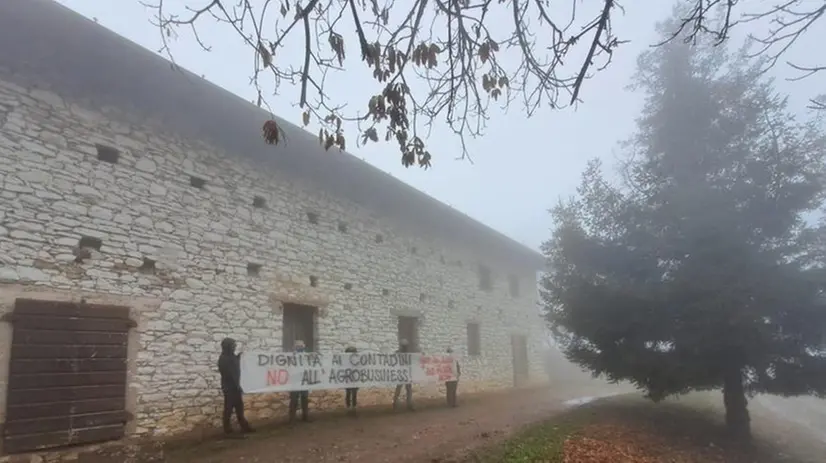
[467,393,819,463]
[465,402,598,463]
[488,415,586,462]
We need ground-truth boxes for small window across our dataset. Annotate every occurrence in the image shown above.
[382,288,389,296]
[78,236,103,251]
[410,246,417,255]
[419,293,427,302]
[375,234,384,243]
[508,275,520,297]
[309,275,318,287]
[282,303,316,352]
[139,257,156,273]
[307,212,319,224]
[96,144,120,163]
[252,196,266,208]
[343,282,352,290]
[467,323,481,356]
[447,299,455,309]
[478,265,492,291]
[338,222,348,233]
[190,176,206,189]
[247,263,262,277]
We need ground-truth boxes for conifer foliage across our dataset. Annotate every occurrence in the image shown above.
[541,19,826,439]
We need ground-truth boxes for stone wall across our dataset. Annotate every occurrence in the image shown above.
[0,76,546,440]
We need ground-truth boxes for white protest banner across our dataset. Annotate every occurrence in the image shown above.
[240,351,457,394]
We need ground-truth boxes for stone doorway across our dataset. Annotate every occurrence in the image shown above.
[397,316,419,352]
[510,334,529,387]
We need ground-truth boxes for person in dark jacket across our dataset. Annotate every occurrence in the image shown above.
[392,339,414,411]
[445,347,460,407]
[344,346,359,412]
[288,340,311,422]
[217,337,254,435]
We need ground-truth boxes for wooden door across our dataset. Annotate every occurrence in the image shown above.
[2,299,132,455]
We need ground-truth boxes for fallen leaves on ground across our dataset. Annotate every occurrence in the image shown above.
[562,423,728,463]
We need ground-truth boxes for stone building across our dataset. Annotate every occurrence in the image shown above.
[0,0,546,457]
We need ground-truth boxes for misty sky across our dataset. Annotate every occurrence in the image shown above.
[55,1,823,251]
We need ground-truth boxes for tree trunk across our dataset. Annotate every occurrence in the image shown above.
[722,366,751,440]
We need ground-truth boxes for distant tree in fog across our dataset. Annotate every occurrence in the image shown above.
[540,15,826,440]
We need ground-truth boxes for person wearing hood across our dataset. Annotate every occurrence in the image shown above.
[392,339,414,411]
[445,347,461,407]
[218,337,254,435]
[344,346,359,412]
[288,339,311,422]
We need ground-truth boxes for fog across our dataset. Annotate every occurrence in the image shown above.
[41,0,826,460]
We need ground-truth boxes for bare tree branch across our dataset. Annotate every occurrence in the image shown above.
[809,94,826,111]
[742,0,825,80]
[142,0,826,169]
[656,1,825,110]
[653,0,738,47]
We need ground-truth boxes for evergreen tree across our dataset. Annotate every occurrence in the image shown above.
[541,21,826,439]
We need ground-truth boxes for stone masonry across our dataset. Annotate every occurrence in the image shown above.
[0,73,547,446]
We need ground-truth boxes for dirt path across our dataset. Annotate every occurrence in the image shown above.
[158,381,826,463]
[164,380,631,463]
[755,395,826,444]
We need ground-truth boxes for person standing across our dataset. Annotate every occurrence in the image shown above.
[392,339,414,411]
[445,347,460,407]
[288,339,311,422]
[217,337,254,436]
[344,345,359,412]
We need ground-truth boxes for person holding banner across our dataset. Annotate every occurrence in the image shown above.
[392,339,414,411]
[288,340,311,422]
[445,347,460,407]
[218,337,255,436]
[344,345,359,412]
